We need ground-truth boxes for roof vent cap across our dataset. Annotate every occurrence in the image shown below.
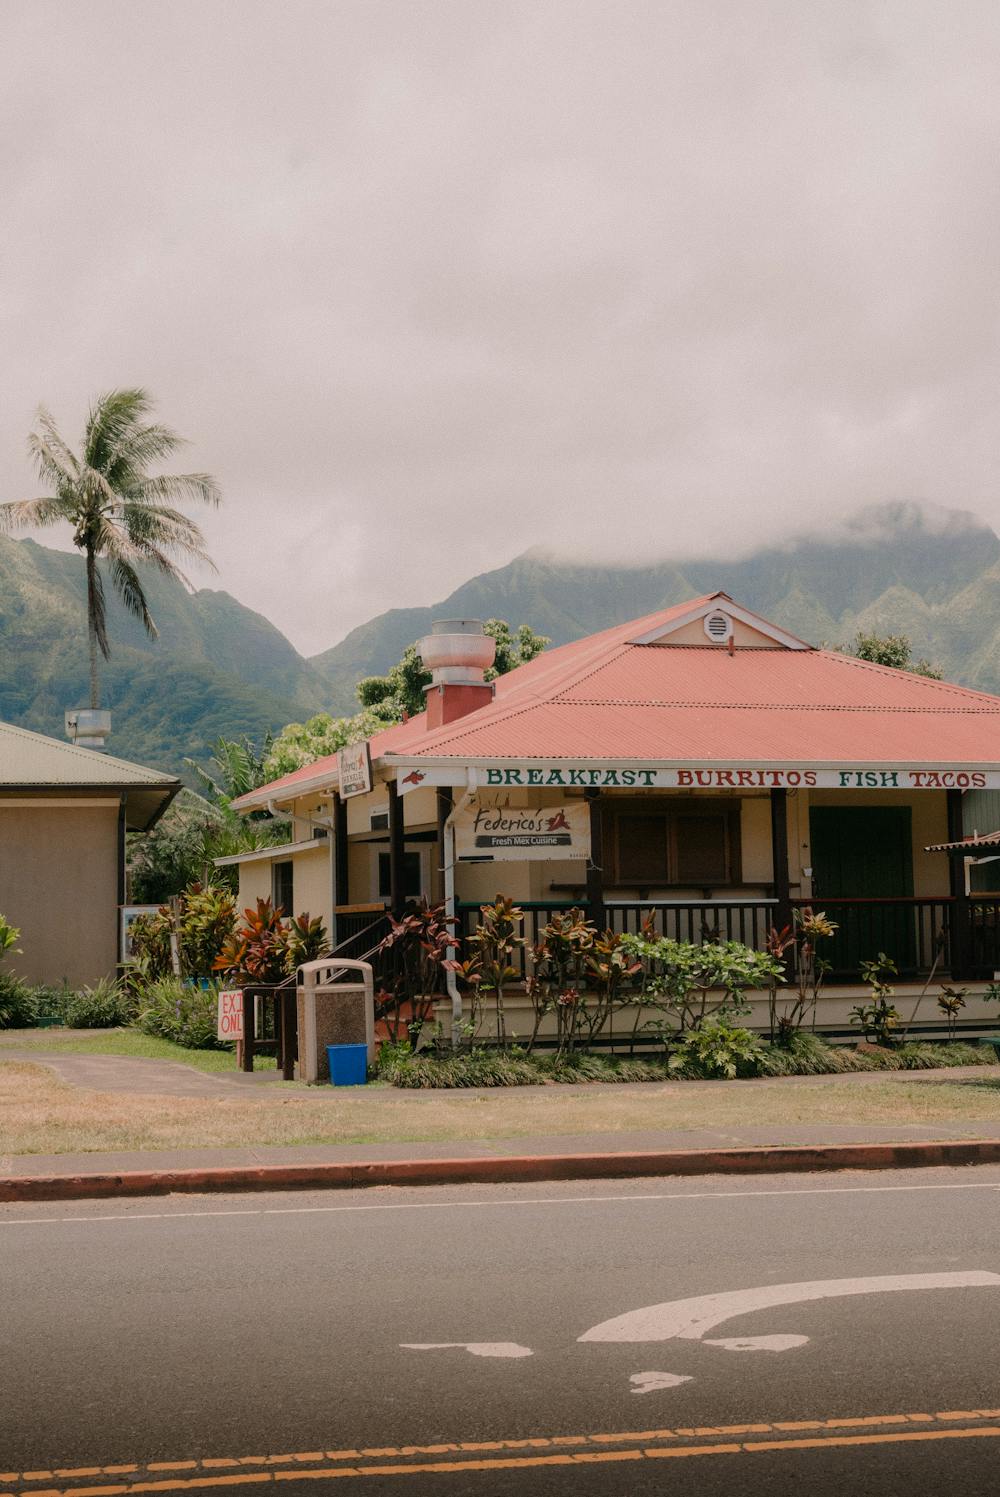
[418,620,496,686]
[704,610,733,644]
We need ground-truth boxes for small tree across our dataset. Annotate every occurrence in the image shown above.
[846,631,942,680]
[358,619,549,723]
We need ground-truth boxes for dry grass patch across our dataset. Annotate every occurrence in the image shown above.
[3,1059,1000,1157]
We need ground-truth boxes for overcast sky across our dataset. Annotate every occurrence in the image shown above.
[3,0,1000,655]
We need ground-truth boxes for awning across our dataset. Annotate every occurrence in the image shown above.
[925,830,1000,854]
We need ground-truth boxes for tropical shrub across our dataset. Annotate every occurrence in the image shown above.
[136,977,226,1049]
[765,907,837,1043]
[0,914,20,963]
[58,978,136,1029]
[129,882,238,982]
[621,934,783,1032]
[464,897,525,1050]
[850,954,901,1045]
[0,970,38,1029]
[283,912,329,970]
[373,901,459,1044]
[936,986,968,1039]
[663,1018,764,1079]
[213,897,297,984]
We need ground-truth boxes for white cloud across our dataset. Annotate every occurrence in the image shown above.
[1,0,999,653]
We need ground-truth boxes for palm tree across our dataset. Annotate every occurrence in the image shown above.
[0,388,220,707]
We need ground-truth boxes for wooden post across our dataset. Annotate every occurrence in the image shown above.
[116,793,126,971]
[388,779,405,918]
[280,988,296,1081]
[585,789,605,930]
[241,988,255,1072]
[947,788,970,978]
[770,788,793,937]
[334,791,350,943]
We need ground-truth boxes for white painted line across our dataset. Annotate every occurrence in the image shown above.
[579,1272,1000,1345]
[629,1371,693,1393]
[401,1342,533,1359]
[2,1177,1000,1227]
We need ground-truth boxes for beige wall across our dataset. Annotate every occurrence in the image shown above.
[237,843,335,930]
[0,801,119,988]
[658,617,784,647]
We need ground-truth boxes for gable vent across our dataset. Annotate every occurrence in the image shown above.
[704,610,733,643]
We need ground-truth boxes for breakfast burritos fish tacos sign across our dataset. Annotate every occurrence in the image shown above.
[455,797,591,861]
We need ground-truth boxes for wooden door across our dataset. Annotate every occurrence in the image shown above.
[809,806,916,975]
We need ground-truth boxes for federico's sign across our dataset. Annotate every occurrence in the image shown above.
[455,797,591,861]
[478,765,997,791]
[337,740,373,797]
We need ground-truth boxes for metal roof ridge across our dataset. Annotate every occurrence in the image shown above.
[814,650,1000,703]
[0,717,179,784]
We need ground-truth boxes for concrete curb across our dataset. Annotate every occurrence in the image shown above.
[4,1138,1000,1202]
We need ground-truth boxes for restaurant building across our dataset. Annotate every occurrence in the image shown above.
[228,593,1000,1037]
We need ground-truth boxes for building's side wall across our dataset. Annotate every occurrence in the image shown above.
[0,801,119,987]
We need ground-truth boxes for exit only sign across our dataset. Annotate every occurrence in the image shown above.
[217,990,244,1042]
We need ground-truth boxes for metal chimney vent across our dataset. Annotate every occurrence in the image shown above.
[65,708,111,751]
[704,610,733,643]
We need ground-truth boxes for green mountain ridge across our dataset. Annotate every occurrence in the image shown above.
[1,502,997,777]
[0,534,327,776]
[311,502,1000,709]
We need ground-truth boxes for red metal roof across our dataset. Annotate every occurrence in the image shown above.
[235,593,1000,807]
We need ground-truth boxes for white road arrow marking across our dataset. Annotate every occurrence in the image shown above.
[400,1342,534,1359]
[579,1271,1000,1346]
[629,1371,693,1394]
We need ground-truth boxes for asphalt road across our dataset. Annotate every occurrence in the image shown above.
[2,1166,1000,1495]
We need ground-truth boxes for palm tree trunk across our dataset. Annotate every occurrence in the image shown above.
[85,549,100,709]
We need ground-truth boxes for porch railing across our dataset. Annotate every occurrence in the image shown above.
[456,895,1000,982]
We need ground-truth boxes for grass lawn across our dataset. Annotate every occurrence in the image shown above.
[0,1027,275,1074]
[2,1055,1000,1156]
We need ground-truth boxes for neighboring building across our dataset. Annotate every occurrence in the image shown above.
[228,593,1000,1036]
[0,721,179,988]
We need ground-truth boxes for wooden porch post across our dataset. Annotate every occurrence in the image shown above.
[333,791,350,944]
[388,779,405,918]
[585,789,605,930]
[770,788,793,936]
[946,788,970,978]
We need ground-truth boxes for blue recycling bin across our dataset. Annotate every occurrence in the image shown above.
[327,1043,368,1086]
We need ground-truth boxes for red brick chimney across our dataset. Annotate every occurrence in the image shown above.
[418,619,496,731]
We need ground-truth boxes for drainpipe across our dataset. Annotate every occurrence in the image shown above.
[445,771,477,1047]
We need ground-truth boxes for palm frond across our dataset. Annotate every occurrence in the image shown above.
[130,471,221,508]
[109,554,158,639]
[119,501,216,568]
[28,405,80,487]
[0,496,72,531]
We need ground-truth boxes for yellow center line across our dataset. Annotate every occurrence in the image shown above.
[6,1407,1000,1492]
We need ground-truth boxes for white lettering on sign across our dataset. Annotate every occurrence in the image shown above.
[454,797,591,862]
[337,740,373,798]
[478,765,998,790]
[217,989,244,1042]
